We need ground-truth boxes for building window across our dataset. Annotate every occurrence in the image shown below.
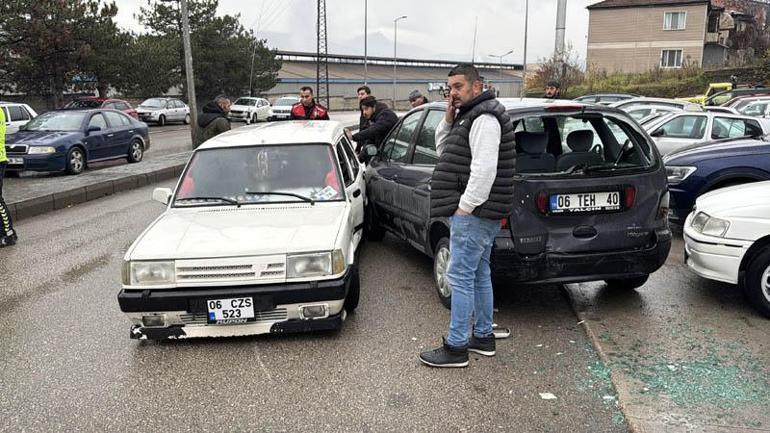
[664,12,686,30]
[661,49,683,68]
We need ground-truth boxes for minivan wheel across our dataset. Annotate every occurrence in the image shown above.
[433,237,452,309]
[158,115,166,126]
[743,248,770,318]
[344,264,361,314]
[604,275,649,290]
[66,147,85,175]
[364,205,386,241]
[127,139,144,163]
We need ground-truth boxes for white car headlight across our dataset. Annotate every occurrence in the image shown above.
[27,146,56,154]
[666,166,696,184]
[287,250,345,278]
[124,261,176,285]
[690,211,730,237]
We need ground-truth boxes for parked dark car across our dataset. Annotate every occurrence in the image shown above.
[4,109,150,175]
[574,93,638,105]
[64,97,139,119]
[363,99,672,307]
[707,87,770,106]
[663,135,770,224]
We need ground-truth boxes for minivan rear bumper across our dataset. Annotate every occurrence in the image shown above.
[491,228,672,284]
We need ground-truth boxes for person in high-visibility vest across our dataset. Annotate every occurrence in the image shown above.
[0,107,18,247]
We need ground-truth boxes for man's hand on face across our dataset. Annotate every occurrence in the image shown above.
[445,94,457,123]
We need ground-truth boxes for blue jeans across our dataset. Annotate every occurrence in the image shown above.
[446,213,501,348]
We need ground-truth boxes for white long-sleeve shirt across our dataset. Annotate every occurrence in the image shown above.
[435,114,501,214]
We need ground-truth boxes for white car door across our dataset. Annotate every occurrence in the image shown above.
[335,137,365,257]
[4,105,33,134]
[258,99,271,120]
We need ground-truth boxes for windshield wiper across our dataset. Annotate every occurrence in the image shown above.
[245,191,315,205]
[175,196,241,207]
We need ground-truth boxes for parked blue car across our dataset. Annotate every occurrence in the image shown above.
[4,109,151,175]
[663,135,770,223]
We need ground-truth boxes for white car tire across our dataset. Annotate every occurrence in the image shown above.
[744,248,770,318]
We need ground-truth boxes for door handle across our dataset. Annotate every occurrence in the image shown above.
[353,189,361,198]
[107,134,114,137]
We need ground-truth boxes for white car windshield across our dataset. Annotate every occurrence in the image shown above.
[234,98,257,106]
[275,98,297,106]
[140,98,166,108]
[175,144,344,206]
[23,111,85,132]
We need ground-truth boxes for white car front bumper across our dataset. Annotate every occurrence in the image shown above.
[683,217,751,284]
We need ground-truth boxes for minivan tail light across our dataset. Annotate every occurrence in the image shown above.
[624,186,636,208]
[536,191,548,214]
[545,104,584,112]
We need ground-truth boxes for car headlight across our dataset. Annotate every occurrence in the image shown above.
[124,261,176,285]
[666,166,696,184]
[690,211,730,237]
[27,146,56,154]
[287,250,345,278]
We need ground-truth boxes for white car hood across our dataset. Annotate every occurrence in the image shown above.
[696,181,770,218]
[128,203,347,260]
[230,104,253,111]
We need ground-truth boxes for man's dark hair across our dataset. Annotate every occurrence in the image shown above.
[546,80,561,89]
[360,95,377,108]
[448,63,481,83]
[357,85,371,95]
[300,86,314,94]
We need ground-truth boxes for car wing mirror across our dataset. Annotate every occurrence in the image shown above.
[152,187,173,205]
[650,129,664,137]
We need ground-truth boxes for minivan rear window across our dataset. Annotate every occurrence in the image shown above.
[512,113,654,176]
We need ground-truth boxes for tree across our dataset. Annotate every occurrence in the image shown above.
[136,0,281,103]
[526,43,584,97]
[116,34,181,98]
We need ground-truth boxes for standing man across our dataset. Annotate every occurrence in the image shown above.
[408,89,430,108]
[419,64,515,368]
[0,106,18,248]
[196,95,231,148]
[357,85,372,131]
[544,80,562,99]
[290,86,330,120]
[348,96,398,154]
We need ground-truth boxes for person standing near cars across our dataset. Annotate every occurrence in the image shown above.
[409,89,430,108]
[544,80,562,99]
[357,85,372,131]
[0,107,18,248]
[195,95,231,148]
[419,64,515,368]
[348,96,398,154]
[290,86,330,120]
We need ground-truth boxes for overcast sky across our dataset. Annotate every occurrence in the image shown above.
[114,0,597,65]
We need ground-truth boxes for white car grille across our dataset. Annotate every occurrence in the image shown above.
[179,308,288,324]
[175,256,286,284]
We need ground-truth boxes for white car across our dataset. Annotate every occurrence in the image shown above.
[1,102,38,134]
[644,111,769,155]
[684,181,770,318]
[136,97,190,126]
[738,100,770,130]
[623,104,681,123]
[610,97,698,111]
[229,97,271,123]
[268,96,300,121]
[118,121,366,339]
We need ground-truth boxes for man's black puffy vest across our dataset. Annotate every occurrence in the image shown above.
[430,91,516,219]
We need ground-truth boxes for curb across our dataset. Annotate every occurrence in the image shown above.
[8,162,187,223]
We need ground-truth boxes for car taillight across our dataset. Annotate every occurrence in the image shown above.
[624,186,636,208]
[536,191,548,214]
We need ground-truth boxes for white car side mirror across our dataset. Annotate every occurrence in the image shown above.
[152,187,173,205]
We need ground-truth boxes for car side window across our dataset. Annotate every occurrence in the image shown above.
[116,102,129,111]
[382,111,421,163]
[176,100,186,108]
[335,142,354,186]
[8,105,30,122]
[413,110,443,165]
[655,115,707,139]
[340,136,360,176]
[105,111,130,127]
[89,113,107,130]
[559,117,602,152]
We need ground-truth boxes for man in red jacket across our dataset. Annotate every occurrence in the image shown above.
[290,86,330,120]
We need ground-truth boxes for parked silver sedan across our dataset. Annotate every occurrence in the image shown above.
[136,97,190,126]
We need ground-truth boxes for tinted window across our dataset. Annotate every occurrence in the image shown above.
[115,102,130,111]
[712,117,761,139]
[89,114,107,130]
[8,105,30,121]
[104,111,130,127]
[382,111,421,163]
[413,110,443,165]
[655,115,707,139]
[740,102,768,117]
[336,142,353,186]
[340,136,360,176]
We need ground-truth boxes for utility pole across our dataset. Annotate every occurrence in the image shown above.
[180,0,198,148]
[364,0,368,84]
[521,0,529,97]
[489,50,513,91]
[393,15,407,110]
[317,0,329,108]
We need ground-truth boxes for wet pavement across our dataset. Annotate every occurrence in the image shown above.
[0,182,625,433]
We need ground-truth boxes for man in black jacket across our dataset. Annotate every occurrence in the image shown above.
[357,85,372,131]
[195,96,231,148]
[349,96,398,154]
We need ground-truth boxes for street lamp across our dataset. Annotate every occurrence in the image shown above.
[489,49,514,92]
[393,15,407,109]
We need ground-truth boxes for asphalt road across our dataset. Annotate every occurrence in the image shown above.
[0,182,627,433]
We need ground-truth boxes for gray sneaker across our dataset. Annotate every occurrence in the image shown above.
[468,334,496,356]
[419,338,469,368]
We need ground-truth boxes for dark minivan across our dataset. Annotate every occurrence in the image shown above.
[363,99,672,307]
